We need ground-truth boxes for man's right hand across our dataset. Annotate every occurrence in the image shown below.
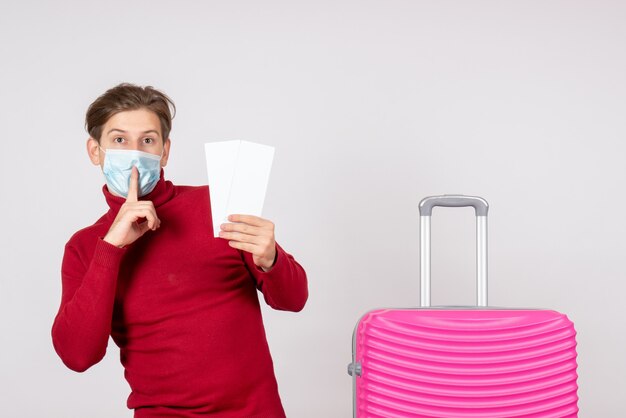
[103,166,160,248]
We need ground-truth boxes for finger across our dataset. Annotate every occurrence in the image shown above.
[219,230,261,244]
[220,222,260,235]
[122,206,155,219]
[227,214,271,227]
[121,202,158,215]
[138,221,152,235]
[227,240,258,254]
[122,201,157,211]
[141,209,160,230]
[125,207,160,228]
[127,166,139,202]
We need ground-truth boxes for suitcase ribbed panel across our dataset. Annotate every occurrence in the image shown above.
[355,309,578,418]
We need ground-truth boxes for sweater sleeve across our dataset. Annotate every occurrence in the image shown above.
[51,237,126,372]
[242,243,308,312]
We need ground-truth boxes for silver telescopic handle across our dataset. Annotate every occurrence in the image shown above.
[418,195,489,308]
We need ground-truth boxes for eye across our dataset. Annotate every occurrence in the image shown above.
[143,137,154,144]
[114,137,124,144]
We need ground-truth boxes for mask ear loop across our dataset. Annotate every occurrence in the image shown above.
[98,147,108,168]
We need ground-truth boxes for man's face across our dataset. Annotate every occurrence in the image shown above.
[87,108,171,168]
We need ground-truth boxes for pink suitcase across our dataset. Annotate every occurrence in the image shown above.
[348,196,579,417]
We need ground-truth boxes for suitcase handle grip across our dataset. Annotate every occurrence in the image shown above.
[419,195,489,307]
[419,195,489,216]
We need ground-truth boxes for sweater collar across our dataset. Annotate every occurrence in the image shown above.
[103,169,176,215]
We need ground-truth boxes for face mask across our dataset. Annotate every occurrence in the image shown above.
[101,148,162,197]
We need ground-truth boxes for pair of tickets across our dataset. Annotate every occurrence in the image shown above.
[205,140,274,237]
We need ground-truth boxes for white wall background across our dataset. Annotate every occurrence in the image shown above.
[1,1,624,416]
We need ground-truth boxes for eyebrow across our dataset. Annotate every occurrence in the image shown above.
[107,128,161,137]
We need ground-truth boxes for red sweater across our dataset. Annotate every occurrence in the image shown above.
[51,173,308,417]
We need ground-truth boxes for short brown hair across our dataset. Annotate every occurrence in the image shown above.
[85,83,176,142]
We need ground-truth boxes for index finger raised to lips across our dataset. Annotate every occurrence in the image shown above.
[127,166,139,202]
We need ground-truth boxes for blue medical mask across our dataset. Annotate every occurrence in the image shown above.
[101,148,162,197]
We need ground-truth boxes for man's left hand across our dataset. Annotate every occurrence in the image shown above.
[219,214,277,271]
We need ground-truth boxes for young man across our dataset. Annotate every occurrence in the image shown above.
[52,84,308,417]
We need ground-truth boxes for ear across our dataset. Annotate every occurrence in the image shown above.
[160,138,171,167]
[87,138,102,166]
